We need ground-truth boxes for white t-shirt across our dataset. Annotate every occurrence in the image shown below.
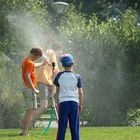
[53,71,82,103]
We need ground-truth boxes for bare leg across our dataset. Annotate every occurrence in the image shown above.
[33,99,48,121]
[22,109,35,134]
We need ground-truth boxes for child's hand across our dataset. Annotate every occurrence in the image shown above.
[42,60,49,66]
[34,89,39,94]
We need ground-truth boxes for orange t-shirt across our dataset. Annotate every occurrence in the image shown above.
[22,57,37,88]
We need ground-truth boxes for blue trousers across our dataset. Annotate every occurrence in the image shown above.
[56,101,80,140]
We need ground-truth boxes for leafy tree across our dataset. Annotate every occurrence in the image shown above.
[60,8,140,126]
[0,0,49,128]
[0,0,47,56]
[0,0,140,128]
[62,0,140,20]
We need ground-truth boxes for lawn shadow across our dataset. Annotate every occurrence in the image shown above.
[0,133,20,138]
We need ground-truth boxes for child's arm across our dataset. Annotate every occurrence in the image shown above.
[77,74,83,112]
[56,86,60,95]
[54,86,60,103]
[24,72,39,94]
[53,72,61,103]
[34,60,50,68]
[78,88,83,112]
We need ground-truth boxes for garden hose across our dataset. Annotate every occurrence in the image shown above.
[39,107,55,136]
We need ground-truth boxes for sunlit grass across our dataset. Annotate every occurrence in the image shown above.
[0,127,140,140]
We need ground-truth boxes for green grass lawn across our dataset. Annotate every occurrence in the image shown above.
[0,127,140,140]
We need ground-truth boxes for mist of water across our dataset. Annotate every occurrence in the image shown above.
[5,10,131,126]
[7,12,58,53]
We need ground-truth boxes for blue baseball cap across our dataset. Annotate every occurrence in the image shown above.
[60,54,74,67]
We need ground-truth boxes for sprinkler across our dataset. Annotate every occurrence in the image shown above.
[52,62,55,72]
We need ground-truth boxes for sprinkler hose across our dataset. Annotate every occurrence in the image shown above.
[39,107,55,136]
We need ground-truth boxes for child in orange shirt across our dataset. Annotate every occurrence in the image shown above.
[21,47,46,135]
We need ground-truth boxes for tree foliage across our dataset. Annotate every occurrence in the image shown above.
[0,0,48,128]
[60,8,140,126]
[0,0,140,128]
[0,0,47,55]
[65,0,140,20]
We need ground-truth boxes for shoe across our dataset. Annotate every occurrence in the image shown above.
[20,132,29,136]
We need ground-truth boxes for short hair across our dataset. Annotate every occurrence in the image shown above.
[30,47,43,57]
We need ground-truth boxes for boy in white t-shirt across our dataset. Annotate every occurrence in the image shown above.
[53,54,83,140]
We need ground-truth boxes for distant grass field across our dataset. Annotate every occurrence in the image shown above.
[0,127,140,140]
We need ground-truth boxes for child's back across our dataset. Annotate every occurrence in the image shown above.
[54,71,81,103]
[54,54,83,140]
